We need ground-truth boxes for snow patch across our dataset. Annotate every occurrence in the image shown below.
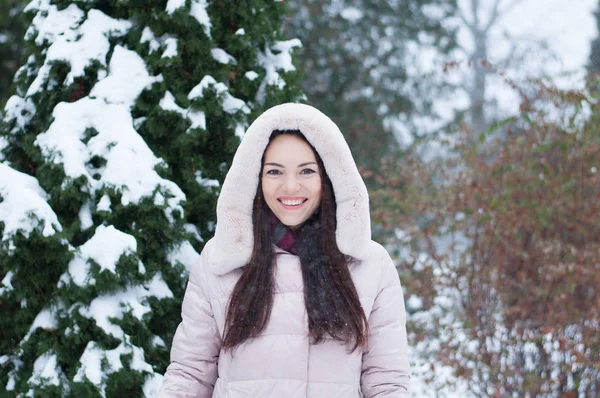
[34,97,186,220]
[190,0,212,38]
[160,91,207,131]
[26,7,131,95]
[27,351,61,388]
[184,223,202,242]
[76,273,173,339]
[27,3,83,45]
[235,28,245,35]
[165,0,186,14]
[97,194,111,212]
[257,39,301,103]
[2,96,36,133]
[245,71,259,81]
[61,225,141,287]
[162,38,179,58]
[0,163,62,242]
[78,201,94,230]
[0,271,14,296]
[74,340,155,393]
[23,306,60,343]
[195,169,220,188]
[211,48,236,65]
[167,240,200,271]
[90,45,162,109]
[188,76,250,114]
[140,27,160,54]
[143,372,164,397]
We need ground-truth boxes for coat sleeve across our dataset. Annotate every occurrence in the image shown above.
[361,251,411,397]
[157,251,221,398]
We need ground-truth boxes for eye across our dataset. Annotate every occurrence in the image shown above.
[265,169,282,175]
[300,168,317,175]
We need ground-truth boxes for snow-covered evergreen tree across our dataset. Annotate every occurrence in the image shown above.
[0,0,302,396]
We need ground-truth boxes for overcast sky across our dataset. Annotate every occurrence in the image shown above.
[458,0,597,85]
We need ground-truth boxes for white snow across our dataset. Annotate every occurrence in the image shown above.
[162,38,179,58]
[76,273,172,339]
[0,271,14,296]
[34,97,186,219]
[188,76,250,114]
[167,240,200,271]
[26,7,131,95]
[140,27,160,54]
[187,110,207,131]
[90,45,162,108]
[160,90,186,114]
[184,223,203,243]
[235,124,247,139]
[23,306,59,342]
[160,91,207,131]
[143,373,164,397]
[74,339,155,393]
[165,0,186,14]
[97,194,111,212]
[61,225,141,287]
[2,96,36,134]
[78,201,94,230]
[0,137,6,161]
[235,28,245,35]
[211,48,236,65]
[195,169,220,188]
[152,335,166,347]
[27,351,61,388]
[190,0,212,38]
[0,163,62,242]
[257,39,302,104]
[245,71,259,81]
[26,3,84,45]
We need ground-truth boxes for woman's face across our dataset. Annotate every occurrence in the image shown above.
[261,134,322,228]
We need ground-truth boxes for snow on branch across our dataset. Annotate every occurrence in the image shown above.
[34,97,186,219]
[90,45,163,108]
[25,3,131,95]
[58,225,143,287]
[0,163,62,245]
[188,75,250,115]
[256,39,302,104]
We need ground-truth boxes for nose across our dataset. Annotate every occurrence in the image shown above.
[282,174,301,193]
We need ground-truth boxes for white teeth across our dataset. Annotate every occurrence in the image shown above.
[281,199,304,206]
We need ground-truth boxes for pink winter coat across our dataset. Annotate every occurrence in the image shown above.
[158,103,411,397]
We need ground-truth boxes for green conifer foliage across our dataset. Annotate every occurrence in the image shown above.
[0,0,301,396]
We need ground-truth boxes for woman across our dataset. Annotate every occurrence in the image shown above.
[158,103,411,397]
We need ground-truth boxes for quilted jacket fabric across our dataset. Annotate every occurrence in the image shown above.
[158,103,411,397]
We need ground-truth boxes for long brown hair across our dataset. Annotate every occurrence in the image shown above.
[222,130,368,352]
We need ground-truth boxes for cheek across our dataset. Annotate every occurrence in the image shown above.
[261,178,275,198]
[312,179,322,200]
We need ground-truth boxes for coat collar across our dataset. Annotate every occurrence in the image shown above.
[208,103,371,275]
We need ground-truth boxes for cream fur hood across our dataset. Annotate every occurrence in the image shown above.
[210,103,371,275]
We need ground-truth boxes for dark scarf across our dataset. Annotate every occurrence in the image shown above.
[270,213,298,254]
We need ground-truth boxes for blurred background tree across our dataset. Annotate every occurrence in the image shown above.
[284,0,458,180]
[0,0,27,108]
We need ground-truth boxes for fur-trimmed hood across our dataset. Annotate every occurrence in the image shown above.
[208,103,371,275]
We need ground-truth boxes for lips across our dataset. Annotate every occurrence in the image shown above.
[278,197,308,210]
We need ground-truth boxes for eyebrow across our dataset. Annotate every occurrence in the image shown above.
[264,161,317,168]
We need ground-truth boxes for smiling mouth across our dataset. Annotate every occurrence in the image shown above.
[278,198,308,208]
